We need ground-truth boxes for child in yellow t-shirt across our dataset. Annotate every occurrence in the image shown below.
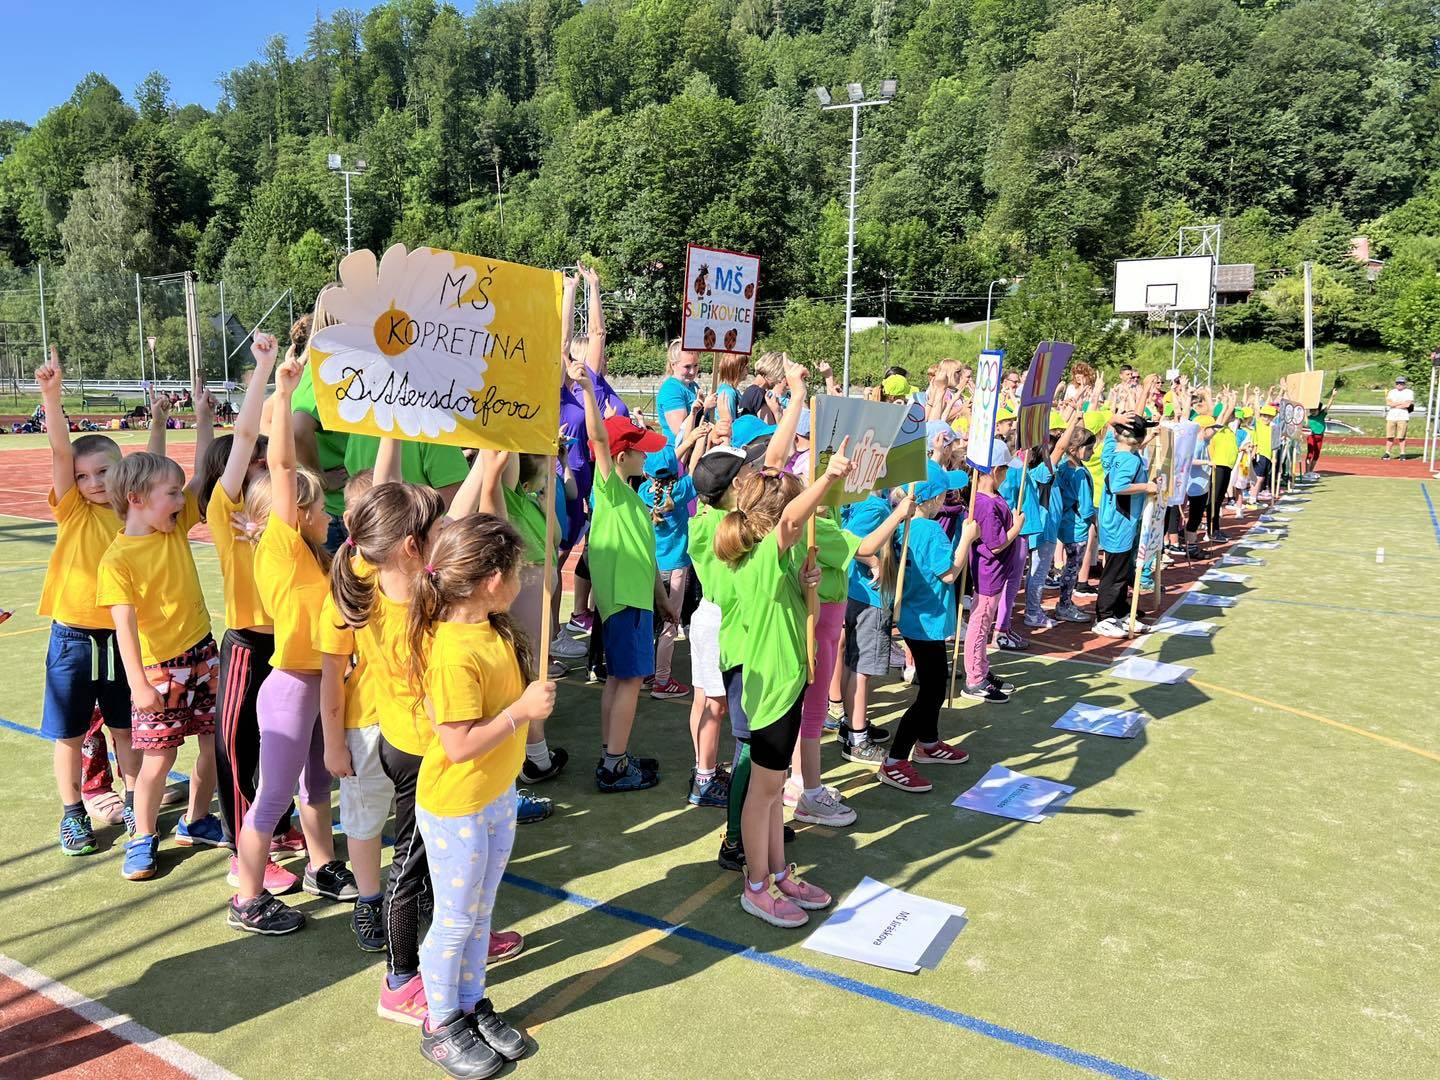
[226,354,356,935]
[35,346,137,856]
[407,514,555,1072]
[96,397,219,880]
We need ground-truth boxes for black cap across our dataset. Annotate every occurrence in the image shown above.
[693,447,748,503]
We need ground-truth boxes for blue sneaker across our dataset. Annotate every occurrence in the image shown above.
[122,834,158,880]
[122,802,136,837]
[596,754,659,794]
[175,813,225,847]
[59,812,97,856]
[517,789,552,824]
[687,769,730,808]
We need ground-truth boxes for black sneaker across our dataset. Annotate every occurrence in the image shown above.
[420,1010,503,1079]
[783,824,795,843]
[1186,543,1203,559]
[521,746,568,784]
[986,672,1017,694]
[595,755,659,793]
[353,896,386,952]
[59,812,97,856]
[862,721,891,743]
[1073,582,1098,598]
[717,837,745,871]
[840,736,888,765]
[227,893,306,935]
[472,998,526,1061]
[962,683,1009,702]
[303,860,359,901]
[1212,529,1229,543]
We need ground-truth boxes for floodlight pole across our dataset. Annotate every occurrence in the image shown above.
[329,156,366,254]
[984,278,1007,351]
[820,87,894,395]
[1302,262,1314,372]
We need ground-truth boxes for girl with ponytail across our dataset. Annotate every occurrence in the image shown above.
[405,514,555,1075]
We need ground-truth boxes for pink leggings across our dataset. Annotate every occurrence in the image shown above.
[964,592,1002,687]
[996,536,1027,633]
[800,602,845,739]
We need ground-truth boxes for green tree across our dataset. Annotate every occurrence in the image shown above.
[996,248,1135,372]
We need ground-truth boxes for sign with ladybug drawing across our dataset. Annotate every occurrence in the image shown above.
[681,243,760,355]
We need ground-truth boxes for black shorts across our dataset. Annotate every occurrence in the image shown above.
[748,693,803,771]
[1253,455,1271,479]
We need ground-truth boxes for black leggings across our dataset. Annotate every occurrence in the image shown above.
[893,639,947,760]
[379,735,427,979]
[1098,543,1138,624]
[1184,493,1208,535]
[1210,466,1231,529]
[214,628,292,844]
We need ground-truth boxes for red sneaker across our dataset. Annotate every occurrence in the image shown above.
[377,973,428,1027]
[879,760,933,793]
[649,679,691,700]
[488,929,524,965]
[912,740,970,765]
[270,826,306,854]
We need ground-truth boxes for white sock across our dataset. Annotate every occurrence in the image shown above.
[525,739,551,770]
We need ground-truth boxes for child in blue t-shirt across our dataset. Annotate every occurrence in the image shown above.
[1094,419,1157,637]
[641,447,697,699]
[1055,430,1097,622]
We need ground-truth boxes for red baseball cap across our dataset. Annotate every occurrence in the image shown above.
[604,415,668,457]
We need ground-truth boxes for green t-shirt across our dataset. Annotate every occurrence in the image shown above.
[1307,409,1328,436]
[588,469,658,622]
[815,512,863,605]
[504,484,549,566]
[343,435,469,493]
[688,506,742,670]
[1082,409,1111,508]
[736,531,806,730]
[292,364,350,516]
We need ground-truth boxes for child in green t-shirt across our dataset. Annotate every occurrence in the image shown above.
[572,361,675,793]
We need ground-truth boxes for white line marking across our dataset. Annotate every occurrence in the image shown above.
[0,954,241,1080]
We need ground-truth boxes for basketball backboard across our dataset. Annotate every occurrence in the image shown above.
[1113,256,1214,314]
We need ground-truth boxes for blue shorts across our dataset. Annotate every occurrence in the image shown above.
[722,666,751,740]
[601,607,654,680]
[42,623,131,741]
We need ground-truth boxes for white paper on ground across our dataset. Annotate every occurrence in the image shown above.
[802,876,969,974]
[1200,570,1248,583]
[1108,656,1195,684]
[1241,541,1282,550]
[1246,529,1282,539]
[1181,592,1238,608]
[1148,616,1217,637]
[1053,702,1150,738]
[1222,555,1264,566]
[951,764,1076,823]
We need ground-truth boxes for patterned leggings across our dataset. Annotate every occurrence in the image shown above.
[1058,541,1086,607]
[416,788,517,1019]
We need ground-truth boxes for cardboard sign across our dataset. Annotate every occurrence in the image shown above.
[803,876,968,974]
[812,396,908,506]
[310,244,562,451]
[1282,370,1325,409]
[1165,419,1199,508]
[881,401,930,487]
[953,765,1076,822]
[681,244,760,355]
[966,349,1005,469]
[1135,426,1172,567]
[1016,341,1074,449]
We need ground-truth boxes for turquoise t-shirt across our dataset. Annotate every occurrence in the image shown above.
[1000,458,1049,538]
[1098,432,1147,553]
[842,494,891,607]
[655,377,698,447]
[895,517,955,642]
[640,474,698,572]
[1056,462,1095,546]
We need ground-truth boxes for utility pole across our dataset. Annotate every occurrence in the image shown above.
[1302,261,1314,372]
[815,79,897,395]
[880,272,890,370]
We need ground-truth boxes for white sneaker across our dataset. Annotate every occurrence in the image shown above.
[793,787,857,827]
[1093,619,1128,639]
[782,778,803,808]
[1023,614,1056,630]
[902,665,916,685]
[549,631,587,659]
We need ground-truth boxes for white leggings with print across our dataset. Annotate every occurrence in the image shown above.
[416,786,517,1020]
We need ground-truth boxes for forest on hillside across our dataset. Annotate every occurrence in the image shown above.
[2,0,1439,383]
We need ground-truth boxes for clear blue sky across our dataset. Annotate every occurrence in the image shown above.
[6,1,382,125]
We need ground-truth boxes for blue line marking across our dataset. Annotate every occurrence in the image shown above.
[0,715,1158,1079]
[1421,483,1440,546]
[0,716,189,783]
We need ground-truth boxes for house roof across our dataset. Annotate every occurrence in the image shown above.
[1216,264,1256,292]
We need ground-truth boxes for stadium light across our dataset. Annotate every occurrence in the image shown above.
[846,82,864,103]
[815,87,832,107]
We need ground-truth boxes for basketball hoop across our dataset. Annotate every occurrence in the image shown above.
[1145,302,1173,329]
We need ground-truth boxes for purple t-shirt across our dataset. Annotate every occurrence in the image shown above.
[558,371,628,544]
[970,491,1016,597]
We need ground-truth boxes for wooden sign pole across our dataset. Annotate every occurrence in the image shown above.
[806,396,819,681]
[891,483,918,624]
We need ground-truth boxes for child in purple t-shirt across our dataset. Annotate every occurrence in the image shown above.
[964,441,1026,701]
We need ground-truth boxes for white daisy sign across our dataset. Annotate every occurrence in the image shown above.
[309,243,563,452]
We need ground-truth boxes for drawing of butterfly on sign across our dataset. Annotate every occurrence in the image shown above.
[308,243,563,452]
[1016,341,1074,450]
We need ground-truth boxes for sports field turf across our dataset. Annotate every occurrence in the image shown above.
[1,438,1437,1079]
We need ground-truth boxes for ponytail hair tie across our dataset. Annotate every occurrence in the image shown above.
[344,536,356,549]
[424,563,436,576]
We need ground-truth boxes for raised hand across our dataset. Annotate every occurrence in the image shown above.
[825,435,854,481]
[151,394,172,426]
[275,356,304,395]
[251,331,278,366]
[35,344,62,397]
[782,355,808,392]
[577,261,599,287]
[567,357,591,388]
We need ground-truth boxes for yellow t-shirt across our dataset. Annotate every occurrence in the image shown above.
[40,486,121,630]
[416,620,527,817]
[207,483,270,631]
[1209,427,1239,468]
[1255,419,1274,457]
[95,492,210,665]
[1082,409,1111,508]
[254,513,328,672]
[317,576,422,738]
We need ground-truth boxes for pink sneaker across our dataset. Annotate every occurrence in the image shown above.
[912,740,970,765]
[879,760,933,793]
[377,973,428,1026]
[782,779,802,808]
[227,855,299,895]
[774,864,832,910]
[270,826,306,854]
[740,879,808,928]
[488,929,524,965]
